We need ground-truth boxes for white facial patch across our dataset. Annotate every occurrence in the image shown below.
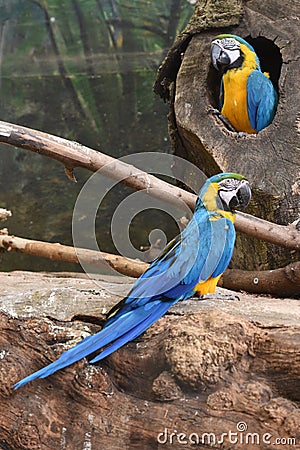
[215,37,241,65]
[219,189,235,206]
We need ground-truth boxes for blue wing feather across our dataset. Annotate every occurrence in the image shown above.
[211,219,235,277]
[13,201,236,389]
[109,209,212,314]
[195,217,235,282]
[247,71,278,132]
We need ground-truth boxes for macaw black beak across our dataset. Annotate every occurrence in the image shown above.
[211,42,231,70]
[229,180,252,211]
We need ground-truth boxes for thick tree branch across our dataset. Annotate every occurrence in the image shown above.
[221,262,300,297]
[0,120,299,250]
[0,232,299,296]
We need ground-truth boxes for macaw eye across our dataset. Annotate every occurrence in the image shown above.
[222,179,234,187]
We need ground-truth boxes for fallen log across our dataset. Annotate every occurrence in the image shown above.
[0,120,299,252]
[1,305,300,449]
[0,232,299,297]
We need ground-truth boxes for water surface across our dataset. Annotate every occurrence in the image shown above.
[0,0,193,272]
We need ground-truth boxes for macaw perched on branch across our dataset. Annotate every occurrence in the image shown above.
[210,34,278,133]
[14,173,251,390]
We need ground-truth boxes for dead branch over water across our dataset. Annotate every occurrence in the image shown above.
[0,120,299,251]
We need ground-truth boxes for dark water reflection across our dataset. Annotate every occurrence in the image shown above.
[0,1,193,272]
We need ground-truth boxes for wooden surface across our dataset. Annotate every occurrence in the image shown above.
[0,271,299,449]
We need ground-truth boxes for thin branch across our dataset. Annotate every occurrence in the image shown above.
[0,233,147,279]
[0,208,12,221]
[0,232,298,296]
[0,120,299,250]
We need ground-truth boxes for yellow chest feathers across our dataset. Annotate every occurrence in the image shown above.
[221,43,258,134]
[221,68,256,133]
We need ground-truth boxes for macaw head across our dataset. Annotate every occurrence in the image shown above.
[198,172,252,212]
[211,34,259,73]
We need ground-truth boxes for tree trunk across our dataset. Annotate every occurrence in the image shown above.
[0,271,299,450]
[154,0,300,271]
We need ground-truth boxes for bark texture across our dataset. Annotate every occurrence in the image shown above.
[0,271,300,450]
[154,0,300,271]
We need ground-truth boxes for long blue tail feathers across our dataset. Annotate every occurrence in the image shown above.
[13,300,173,389]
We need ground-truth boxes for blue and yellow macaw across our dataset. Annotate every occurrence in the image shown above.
[210,34,278,133]
[14,173,251,389]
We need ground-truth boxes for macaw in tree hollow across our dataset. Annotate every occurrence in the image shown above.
[210,34,278,133]
[14,173,251,389]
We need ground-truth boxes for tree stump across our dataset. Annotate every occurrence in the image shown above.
[154,0,300,271]
[0,271,300,449]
